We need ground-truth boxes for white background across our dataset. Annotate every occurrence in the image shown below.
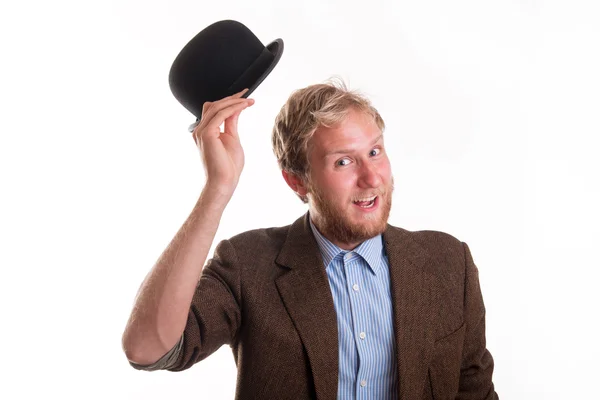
[1,0,599,399]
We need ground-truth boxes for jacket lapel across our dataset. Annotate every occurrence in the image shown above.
[275,213,338,400]
[383,225,436,399]
[274,215,436,400]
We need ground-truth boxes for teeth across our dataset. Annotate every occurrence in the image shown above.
[354,195,376,203]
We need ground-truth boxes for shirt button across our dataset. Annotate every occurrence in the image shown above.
[344,253,351,261]
[359,332,366,339]
[352,284,359,291]
[360,380,367,387]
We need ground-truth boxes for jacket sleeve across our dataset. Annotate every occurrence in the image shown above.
[457,242,499,399]
[129,333,184,371]
[164,238,243,372]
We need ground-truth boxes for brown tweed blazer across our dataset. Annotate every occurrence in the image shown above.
[163,213,497,400]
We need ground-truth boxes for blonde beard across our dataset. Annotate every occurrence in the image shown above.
[307,178,393,246]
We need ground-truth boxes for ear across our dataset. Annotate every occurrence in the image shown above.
[282,170,308,197]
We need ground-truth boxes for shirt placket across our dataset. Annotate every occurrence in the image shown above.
[342,251,372,399]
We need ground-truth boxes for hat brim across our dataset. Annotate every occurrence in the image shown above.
[188,38,284,133]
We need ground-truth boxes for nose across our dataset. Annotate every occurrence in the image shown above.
[357,162,382,189]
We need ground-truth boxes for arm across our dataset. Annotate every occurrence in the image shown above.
[457,242,499,399]
[121,90,254,367]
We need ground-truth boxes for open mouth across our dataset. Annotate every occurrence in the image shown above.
[353,195,377,208]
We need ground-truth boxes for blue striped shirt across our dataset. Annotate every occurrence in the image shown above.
[309,219,398,399]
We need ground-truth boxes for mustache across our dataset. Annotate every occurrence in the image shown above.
[350,186,391,202]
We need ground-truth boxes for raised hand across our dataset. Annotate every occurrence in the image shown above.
[192,89,255,197]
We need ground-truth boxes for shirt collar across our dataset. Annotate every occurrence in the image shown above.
[309,217,384,275]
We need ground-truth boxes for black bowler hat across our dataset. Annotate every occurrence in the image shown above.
[168,20,284,132]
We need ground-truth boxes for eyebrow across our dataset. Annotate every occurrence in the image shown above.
[323,134,384,158]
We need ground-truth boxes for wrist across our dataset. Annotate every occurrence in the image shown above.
[199,183,235,207]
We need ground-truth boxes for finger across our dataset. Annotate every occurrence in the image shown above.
[202,101,213,115]
[224,98,254,139]
[224,111,241,139]
[215,89,249,106]
[212,88,249,107]
[203,100,253,136]
[218,89,249,106]
[232,88,249,98]
[192,123,202,145]
[201,97,252,127]
[199,89,248,120]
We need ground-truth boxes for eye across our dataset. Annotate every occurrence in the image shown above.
[369,148,381,157]
[336,158,351,167]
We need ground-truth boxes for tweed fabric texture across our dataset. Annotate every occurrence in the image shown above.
[131,213,498,400]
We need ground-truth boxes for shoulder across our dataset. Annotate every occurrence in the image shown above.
[215,222,292,260]
[230,223,291,246]
[387,223,463,247]
[385,223,467,265]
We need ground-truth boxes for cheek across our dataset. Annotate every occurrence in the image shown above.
[329,176,355,195]
[379,159,393,181]
[317,174,354,201]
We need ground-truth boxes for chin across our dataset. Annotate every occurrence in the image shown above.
[323,205,390,244]
[351,215,388,236]
[309,185,393,244]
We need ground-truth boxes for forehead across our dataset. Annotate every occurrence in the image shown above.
[309,109,382,156]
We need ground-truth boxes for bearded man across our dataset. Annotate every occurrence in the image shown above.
[122,81,499,400]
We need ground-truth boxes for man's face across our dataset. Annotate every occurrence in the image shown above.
[305,108,393,249]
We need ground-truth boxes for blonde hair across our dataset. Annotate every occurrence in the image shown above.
[272,78,385,202]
